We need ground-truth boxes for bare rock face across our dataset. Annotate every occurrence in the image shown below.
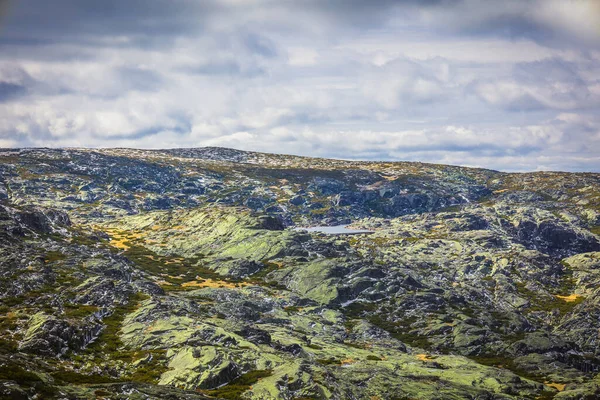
[15,207,71,233]
[515,217,600,255]
[19,313,102,357]
[255,215,285,231]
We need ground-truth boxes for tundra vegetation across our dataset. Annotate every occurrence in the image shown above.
[0,147,600,399]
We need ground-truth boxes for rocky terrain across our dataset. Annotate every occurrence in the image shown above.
[1,147,600,399]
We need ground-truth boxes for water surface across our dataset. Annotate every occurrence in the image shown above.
[295,225,374,235]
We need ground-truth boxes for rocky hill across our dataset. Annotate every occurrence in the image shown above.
[1,147,600,399]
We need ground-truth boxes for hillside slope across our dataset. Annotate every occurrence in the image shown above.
[1,147,600,399]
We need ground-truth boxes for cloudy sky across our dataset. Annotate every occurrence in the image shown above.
[0,0,599,171]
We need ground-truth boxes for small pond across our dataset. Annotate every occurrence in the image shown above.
[294,225,374,235]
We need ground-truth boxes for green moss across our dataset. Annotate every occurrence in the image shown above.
[250,261,281,279]
[514,281,583,315]
[343,318,359,332]
[440,205,462,212]
[316,357,340,365]
[86,292,149,356]
[470,354,546,384]
[0,365,42,383]
[44,250,66,263]
[284,306,301,314]
[532,296,584,314]
[343,301,378,319]
[367,314,431,349]
[0,338,18,353]
[63,303,99,319]
[0,315,18,332]
[124,350,169,383]
[342,302,434,349]
[51,370,120,384]
[123,243,236,284]
[204,369,272,399]
[70,234,101,246]
[0,364,57,396]
[1,288,55,307]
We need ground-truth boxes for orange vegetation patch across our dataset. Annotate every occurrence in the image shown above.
[181,279,246,289]
[268,261,284,268]
[105,229,143,250]
[416,354,435,362]
[165,258,184,265]
[160,274,183,280]
[555,294,583,302]
[545,382,566,391]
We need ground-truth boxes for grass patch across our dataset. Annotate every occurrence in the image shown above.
[51,370,120,384]
[86,292,149,356]
[0,364,57,396]
[469,354,549,385]
[342,302,431,349]
[124,350,169,383]
[1,288,55,308]
[63,303,99,319]
[316,357,340,365]
[44,250,66,263]
[588,226,600,236]
[515,281,584,315]
[204,369,272,399]
[368,314,431,349]
[0,338,18,353]
[122,244,237,285]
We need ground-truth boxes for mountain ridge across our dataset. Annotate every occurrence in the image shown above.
[3,145,586,174]
[0,147,599,399]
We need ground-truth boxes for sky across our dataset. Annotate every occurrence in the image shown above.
[0,0,599,172]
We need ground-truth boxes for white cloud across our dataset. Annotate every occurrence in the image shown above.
[287,47,319,66]
[0,0,598,171]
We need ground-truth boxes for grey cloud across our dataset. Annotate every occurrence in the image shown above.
[182,58,266,78]
[185,61,243,76]
[95,124,191,141]
[0,0,10,23]
[297,0,455,28]
[472,57,600,112]
[243,33,277,58]
[0,81,25,101]
[513,58,585,85]
[418,0,600,48]
[2,0,597,52]
[116,67,164,92]
[0,0,219,47]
